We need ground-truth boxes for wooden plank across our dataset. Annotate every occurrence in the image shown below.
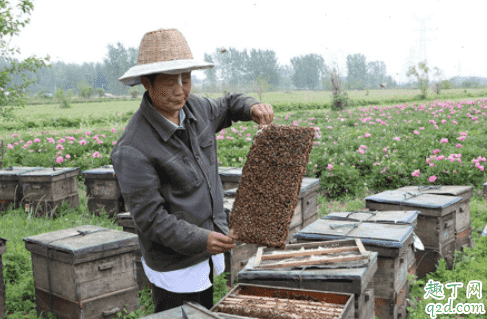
[259,254,369,269]
[355,239,367,256]
[261,245,360,261]
[254,247,264,268]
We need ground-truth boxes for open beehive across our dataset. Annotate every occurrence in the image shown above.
[229,124,315,249]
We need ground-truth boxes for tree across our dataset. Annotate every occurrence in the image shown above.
[330,64,348,109]
[431,66,443,95]
[212,47,248,91]
[103,43,137,96]
[290,54,326,90]
[77,80,94,98]
[366,61,387,89]
[254,74,272,101]
[406,61,430,99]
[0,0,51,120]
[246,49,280,90]
[203,53,217,92]
[346,54,367,89]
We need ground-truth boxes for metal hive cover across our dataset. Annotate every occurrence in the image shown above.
[18,167,79,176]
[365,190,462,209]
[0,166,44,176]
[23,225,138,256]
[396,185,473,197]
[82,165,115,175]
[294,218,414,248]
[325,211,419,225]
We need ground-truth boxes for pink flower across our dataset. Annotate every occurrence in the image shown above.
[383,147,387,154]
[34,138,41,143]
[441,120,447,124]
[458,136,466,141]
[47,138,55,144]
[437,155,445,160]
[59,138,65,143]
[411,169,420,177]
[426,158,431,164]
[413,130,419,135]
[429,175,437,183]
[92,151,101,158]
[393,137,400,141]
[453,120,458,125]
[365,133,371,138]
[85,131,91,136]
[13,134,18,137]
[79,140,86,146]
[7,143,13,149]
[327,164,333,171]
[65,154,71,159]
[357,149,365,154]
[433,149,440,155]
[429,163,435,167]
[440,138,448,144]
[56,144,64,150]
[429,120,436,125]
[327,126,333,129]
[419,127,424,130]
[56,156,64,163]
[112,141,117,145]
[478,165,485,171]
[456,144,463,148]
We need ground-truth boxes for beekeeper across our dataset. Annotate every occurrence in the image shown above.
[111,28,274,313]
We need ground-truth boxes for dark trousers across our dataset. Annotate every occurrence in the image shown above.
[150,257,214,313]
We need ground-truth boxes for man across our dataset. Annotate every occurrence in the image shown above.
[111,28,274,313]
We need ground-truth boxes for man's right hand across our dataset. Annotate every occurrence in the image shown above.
[207,231,236,255]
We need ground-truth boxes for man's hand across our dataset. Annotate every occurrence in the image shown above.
[250,103,274,125]
[207,231,236,255]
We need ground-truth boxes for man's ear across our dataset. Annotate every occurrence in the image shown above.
[141,76,150,91]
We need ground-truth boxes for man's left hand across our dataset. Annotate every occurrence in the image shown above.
[250,103,274,125]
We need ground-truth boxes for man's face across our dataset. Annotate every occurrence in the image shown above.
[141,72,192,117]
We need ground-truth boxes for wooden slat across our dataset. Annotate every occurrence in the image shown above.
[261,245,359,261]
[259,254,369,269]
[253,247,264,268]
[355,238,367,256]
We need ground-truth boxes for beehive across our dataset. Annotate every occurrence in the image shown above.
[365,191,461,278]
[483,182,487,198]
[324,211,419,285]
[0,166,43,212]
[115,212,150,291]
[82,165,126,217]
[396,185,474,251]
[222,176,320,288]
[375,281,409,319]
[238,240,378,319]
[23,225,140,319]
[18,167,80,217]
[294,215,414,319]
[0,237,6,319]
[213,283,355,319]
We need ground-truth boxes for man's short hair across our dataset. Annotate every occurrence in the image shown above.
[142,73,161,87]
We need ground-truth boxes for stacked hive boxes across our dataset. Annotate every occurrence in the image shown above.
[0,166,43,212]
[115,212,151,291]
[23,225,140,319]
[237,241,377,319]
[219,166,320,287]
[397,186,474,253]
[294,211,416,319]
[82,165,126,217]
[0,237,6,319]
[366,190,462,279]
[19,167,80,217]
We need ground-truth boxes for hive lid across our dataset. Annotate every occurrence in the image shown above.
[396,185,473,199]
[18,167,80,177]
[325,211,419,225]
[82,165,115,176]
[116,212,132,220]
[294,218,414,248]
[23,225,138,263]
[0,166,44,180]
[365,190,462,209]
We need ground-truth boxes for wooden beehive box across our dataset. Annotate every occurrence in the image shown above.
[115,212,150,291]
[23,225,140,319]
[324,210,419,280]
[396,185,474,251]
[375,281,409,319]
[222,178,319,288]
[18,167,80,218]
[365,191,460,278]
[212,283,355,319]
[483,182,487,198]
[237,240,377,319]
[293,217,413,319]
[0,166,44,212]
[82,165,126,217]
[0,237,6,319]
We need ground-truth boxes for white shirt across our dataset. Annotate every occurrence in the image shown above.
[141,106,226,293]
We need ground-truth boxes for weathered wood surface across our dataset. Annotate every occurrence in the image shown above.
[35,286,139,319]
[0,167,43,211]
[372,252,408,300]
[354,287,375,319]
[414,239,455,279]
[326,210,419,227]
[415,212,455,249]
[374,281,409,319]
[455,227,474,252]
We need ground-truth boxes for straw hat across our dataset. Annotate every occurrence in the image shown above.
[118,28,214,87]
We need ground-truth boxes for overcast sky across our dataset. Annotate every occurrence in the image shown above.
[6,0,486,84]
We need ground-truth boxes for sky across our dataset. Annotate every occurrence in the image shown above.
[5,0,487,85]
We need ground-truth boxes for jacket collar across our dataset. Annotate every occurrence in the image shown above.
[140,90,197,142]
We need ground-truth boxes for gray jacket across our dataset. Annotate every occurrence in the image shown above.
[110,91,260,272]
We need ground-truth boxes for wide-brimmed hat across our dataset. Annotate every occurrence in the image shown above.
[118,28,214,87]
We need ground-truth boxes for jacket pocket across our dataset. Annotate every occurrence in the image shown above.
[165,154,200,192]
[199,136,215,165]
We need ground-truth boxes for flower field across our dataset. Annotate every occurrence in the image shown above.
[1,94,487,318]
